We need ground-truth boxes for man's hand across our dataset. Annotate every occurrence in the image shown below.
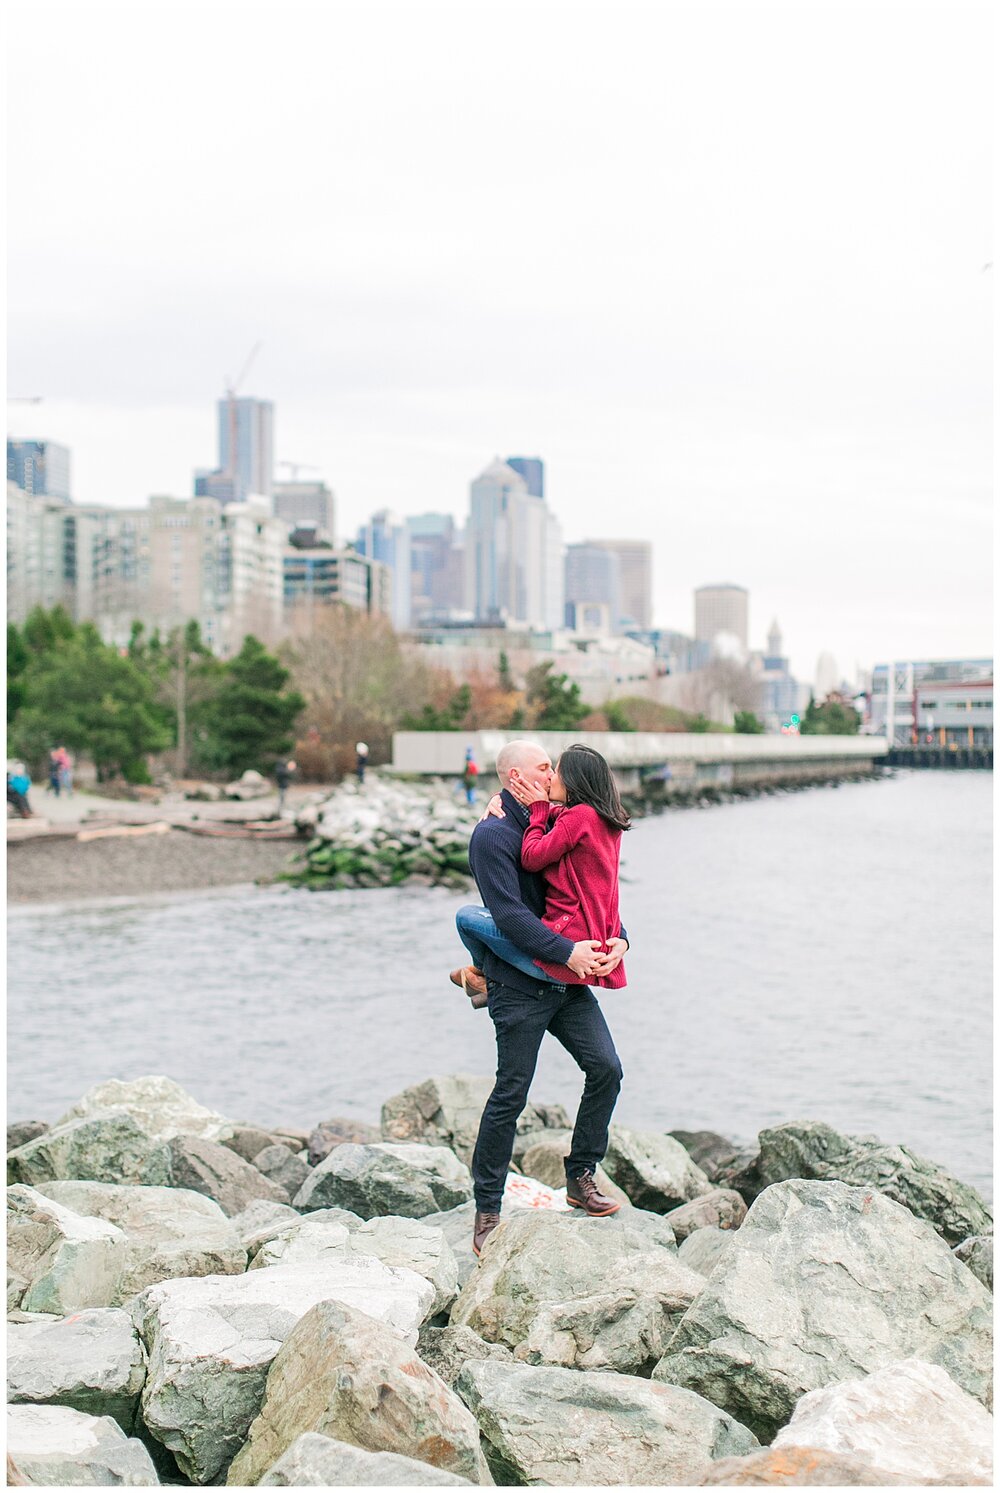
[589,937,629,978]
[479,793,505,822]
[567,940,604,979]
[509,774,550,807]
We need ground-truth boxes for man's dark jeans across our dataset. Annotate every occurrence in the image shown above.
[471,977,624,1213]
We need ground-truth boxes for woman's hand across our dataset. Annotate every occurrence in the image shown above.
[509,775,550,807]
[479,793,505,822]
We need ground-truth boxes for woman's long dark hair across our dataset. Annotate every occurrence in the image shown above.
[558,745,631,832]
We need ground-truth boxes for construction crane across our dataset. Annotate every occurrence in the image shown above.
[223,342,262,495]
[276,460,321,482]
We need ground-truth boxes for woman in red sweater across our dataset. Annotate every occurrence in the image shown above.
[453,744,630,991]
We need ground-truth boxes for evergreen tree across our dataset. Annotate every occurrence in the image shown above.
[191,635,305,775]
[525,661,589,730]
[800,696,860,735]
[733,709,765,733]
[7,623,29,725]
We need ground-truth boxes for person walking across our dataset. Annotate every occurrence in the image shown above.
[56,746,73,797]
[46,749,61,797]
[274,758,296,814]
[462,747,479,805]
[460,740,628,1257]
[355,742,369,784]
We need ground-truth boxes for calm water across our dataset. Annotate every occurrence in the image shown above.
[8,771,993,1200]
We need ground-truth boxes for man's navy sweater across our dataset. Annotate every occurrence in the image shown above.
[468,788,627,996]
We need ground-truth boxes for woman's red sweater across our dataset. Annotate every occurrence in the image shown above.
[521,800,627,989]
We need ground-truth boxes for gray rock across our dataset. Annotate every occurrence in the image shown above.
[772,1358,993,1485]
[8,1120,49,1152]
[7,1184,127,1314]
[147,1133,288,1216]
[259,1433,475,1485]
[271,1124,312,1150]
[229,1198,300,1246]
[517,1131,630,1205]
[654,1180,994,1441]
[450,1209,703,1375]
[55,1075,232,1143]
[133,1258,435,1483]
[226,1299,491,1486]
[36,1181,246,1301]
[7,1113,170,1189]
[602,1123,714,1212]
[7,1403,160,1485]
[455,1359,758,1485]
[417,1325,516,1389]
[421,1201,480,1287]
[670,1129,747,1181]
[665,1188,747,1240]
[248,1218,354,1269]
[7,1307,146,1432]
[954,1234,993,1291]
[679,1226,738,1277]
[253,1143,313,1202]
[293,1141,473,1218]
[754,1121,993,1246]
[380,1074,567,1168]
[697,1446,913,1484]
[307,1116,381,1166]
[220,1124,285,1163]
[244,1206,362,1259]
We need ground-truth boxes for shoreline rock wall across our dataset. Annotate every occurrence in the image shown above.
[6,1074,993,1486]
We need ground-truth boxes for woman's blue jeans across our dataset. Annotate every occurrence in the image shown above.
[456,904,542,980]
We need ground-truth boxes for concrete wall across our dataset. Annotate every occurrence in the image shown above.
[392,730,888,779]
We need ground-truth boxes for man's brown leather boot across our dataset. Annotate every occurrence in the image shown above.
[472,1210,502,1256]
[566,1170,621,1216]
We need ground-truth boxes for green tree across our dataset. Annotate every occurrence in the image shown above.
[733,709,765,734]
[190,635,305,775]
[525,662,589,731]
[800,695,860,736]
[129,620,224,773]
[22,603,76,659]
[603,700,636,732]
[12,623,171,782]
[687,713,712,733]
[7,622,29,725]
[400,684,472,731]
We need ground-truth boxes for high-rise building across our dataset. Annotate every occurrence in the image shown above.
[284,540,389,621]
[355,509,412,630]
[195,397,274,501]
[272,479,336,543]
[694,583,749,649]
[506,456,544,499]
[407,512,465,622]
[7,439,72,501]
[217,496,286,649]
[585,539,652,630]
[466,459,563,630]
[565,543,623,631]
[6,481,75,619]
[146,496,227,652]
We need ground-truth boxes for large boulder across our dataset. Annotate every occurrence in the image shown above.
[253,1144,312,1203]
[772,1358,993,1485]
[55,1075,232,1142]
[663,1189,747,1241]
[146,1134,289,1216]
[670,1129,750,1181]
[36,1181,246,1300]
[7,1113,170,1189]
[602,1123,713,1212]
[450,1210,703,1375]
[380,1074,567,1167]
[250,1215,460,1316]
[517,1131,630,1205]
[754,1121,992,1246]
[229,1199,300,1247]
[132,1259,435,1483]
[7,1308,146,1433]
[654,1180,993,1441]
[455,1359,758,1485]
[259,1432,474,1485]
[8,1120,49,1152]
[221,1125,290,1164]
[698,1446,913,1484]
[954,1234,993,1291]
[293,1142,473,1218]
[417,1325,516,1389]
[8,1184,127,1314]
[6,1404,160,1486]
[308,1116,381,1166]
[679,1226,738,1278]
[226,1299,491,1486]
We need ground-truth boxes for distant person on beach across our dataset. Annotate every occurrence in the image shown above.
[462,747,479,805]
[46,749,62,796]
[6,767,32,818]
[355,742,369,784]
[274,758,296,813]
[451,740,629,1258]
[56,746,73,796]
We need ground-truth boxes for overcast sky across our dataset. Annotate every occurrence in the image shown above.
[7,0,992,682]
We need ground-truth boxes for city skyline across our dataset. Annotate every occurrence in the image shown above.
[7,2,991,683]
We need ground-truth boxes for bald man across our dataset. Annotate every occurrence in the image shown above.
[466,739,627,1256]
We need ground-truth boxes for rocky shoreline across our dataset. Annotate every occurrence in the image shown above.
[6,1074,993,1486]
